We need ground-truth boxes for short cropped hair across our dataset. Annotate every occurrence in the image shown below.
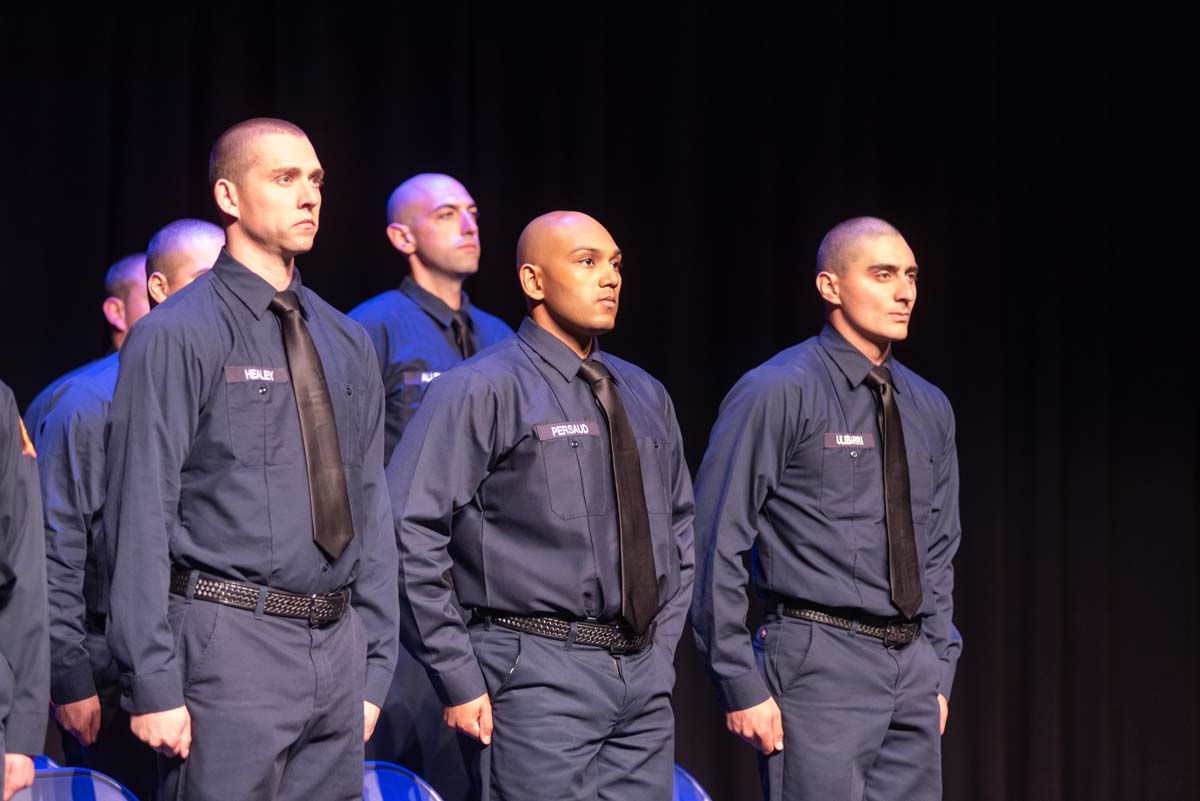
[815,217,902,276]
[208,117,308,189]
[146,219,224,282]
[103,253,147,299]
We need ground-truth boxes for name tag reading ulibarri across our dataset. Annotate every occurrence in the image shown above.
[824,432,876,448]
[534,421,601,441]
[225,366,290,383]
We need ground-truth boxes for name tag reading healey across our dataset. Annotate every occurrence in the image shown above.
[225,366,290,383]
[535,421,601,441]
[824,432,876,448]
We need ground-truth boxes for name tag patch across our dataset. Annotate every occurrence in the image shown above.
[401,369,441,386]
[535,421,600,441]
[225,366,290,383]
[824,432,876,448]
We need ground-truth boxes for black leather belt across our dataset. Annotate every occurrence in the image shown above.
[485,613,654,655]
[777,600,921,647]
[170,570,348,627]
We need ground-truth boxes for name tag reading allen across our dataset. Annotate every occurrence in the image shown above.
[534,421,601,441]
[823,432,876,448]
[401,369,442,387]
[225,366,290,383]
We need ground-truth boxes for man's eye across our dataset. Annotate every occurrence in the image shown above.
[580,258,595,266]
[278,176,292,185]
[612,261,622,271]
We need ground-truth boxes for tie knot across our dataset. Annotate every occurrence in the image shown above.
[269,290,302,318]
[577,358,611,387]
[863,365,894,393]
[451,310,471,330]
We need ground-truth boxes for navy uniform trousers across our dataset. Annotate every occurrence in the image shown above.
[467,623,676,801]
[158,592,367,801]
[756,614,941,801]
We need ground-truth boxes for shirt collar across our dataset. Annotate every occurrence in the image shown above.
[212,248,308,321]
[399,275,473,330]
[818,323,902,394]
[517,317,606,383]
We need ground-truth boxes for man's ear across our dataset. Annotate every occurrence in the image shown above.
[147,272,171,305]
[815,270,841,306]
[213,178,240,221]
[518,263,545,302]
[101,296,126,331]
[386,223,416,255]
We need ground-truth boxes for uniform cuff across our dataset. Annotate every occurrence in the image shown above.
[716,669,772,712]
[429,659,487,707]
[3,709,50,755]
[364,662,394,708]
[938,659,957,700]
[124,667,184,715]
[51,659,98,706]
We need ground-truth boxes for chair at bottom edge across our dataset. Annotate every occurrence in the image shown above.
[674,763,714,801]
[10,767,140,801]
[364,760,445,801]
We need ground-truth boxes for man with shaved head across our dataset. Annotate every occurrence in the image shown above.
[351,173,512,465]
[104,119,399,801]
[23,254,150,443]
[39,219,222,800]
[388,211,694,800]
[351,176,511,798]
[691,217,964,800]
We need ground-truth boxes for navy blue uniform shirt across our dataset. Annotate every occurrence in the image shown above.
[690,325,963,712]
[24,356,107,443]
[37,352,118,705]
[104,250,399,715]
[349,276,513,463]
[0,380,50,755]
[388,318,695,706]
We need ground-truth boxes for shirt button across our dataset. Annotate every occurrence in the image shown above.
[345,386,353,397]
[850,450,859,458]
[569,440,579,448]
[257,385,268,395]
[322,563,329,572]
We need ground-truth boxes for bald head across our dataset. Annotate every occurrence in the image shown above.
[516,211,610,270]
[102,253,149,349]
[104,253,147,299]
[208,117,308,190]
[816,216,903,277]
[387,173,469,226]
[517,211,622,356]
[146,219,224,306]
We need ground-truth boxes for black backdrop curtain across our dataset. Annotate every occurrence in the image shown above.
[2,5,1195,800]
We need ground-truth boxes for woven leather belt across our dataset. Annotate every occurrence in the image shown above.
[779,601,921,647]
[487,614,654,655]
[170,570,348,626]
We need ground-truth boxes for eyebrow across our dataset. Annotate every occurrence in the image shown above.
[270,167,325,180]
[569,247,622,258]
[868,262,918,272]
[432,203,477,213]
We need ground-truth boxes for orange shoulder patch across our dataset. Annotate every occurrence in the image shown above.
[18,418,36,458]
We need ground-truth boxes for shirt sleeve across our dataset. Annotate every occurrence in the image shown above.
[350,352,401,707]
[387,368,500,707]
[104,320,202,714]
[0,385,50,754]
[923,400,963,699]
[690,365,800,712]
[40,392,107,704]
[654,392,695,661]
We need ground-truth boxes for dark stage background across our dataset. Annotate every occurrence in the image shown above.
[2,5,1195,800]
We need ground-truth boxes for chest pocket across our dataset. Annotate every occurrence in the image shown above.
[906,444,934,525]
[226,376,294,467]
[541,432,608,520]
[332,381,366,467]
[636,436,671,515]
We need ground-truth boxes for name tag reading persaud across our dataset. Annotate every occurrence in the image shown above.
[823,432,876,448]
[225,366,290,383]
[535,421,601,441]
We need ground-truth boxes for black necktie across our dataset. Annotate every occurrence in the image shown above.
[578,358,658,635]
[863,365,923,619]
[451,310,476,359]
[269,290,354,561]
